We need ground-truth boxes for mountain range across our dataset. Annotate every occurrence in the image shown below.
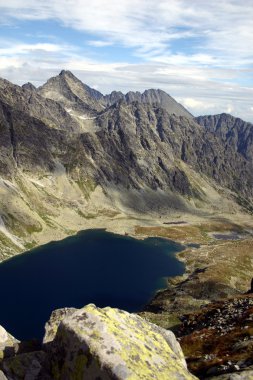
[0,70,252,259]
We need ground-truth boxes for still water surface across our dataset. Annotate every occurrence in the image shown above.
[0,229,184,340]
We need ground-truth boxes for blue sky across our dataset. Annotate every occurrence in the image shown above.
[0,0,253,121]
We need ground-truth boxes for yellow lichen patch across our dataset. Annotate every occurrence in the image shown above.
[52,304,197,379]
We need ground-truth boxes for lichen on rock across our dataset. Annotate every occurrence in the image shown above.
[49,304,197,380]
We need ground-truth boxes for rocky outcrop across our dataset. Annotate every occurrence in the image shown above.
[177,294,253,378]
[47,304,196,380]
[43,308,76,344]
[0,305,196,380]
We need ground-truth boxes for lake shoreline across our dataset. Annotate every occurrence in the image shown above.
[0,229,185,341]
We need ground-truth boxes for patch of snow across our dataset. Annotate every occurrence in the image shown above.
[65,108,72,113]
[78,115,96,120]
[29,179,45,188]
[0,178,18,192]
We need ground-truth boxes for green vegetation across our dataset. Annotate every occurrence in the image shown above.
[39,214,55,228]
[76,177,97,200]
[24,240,37,250]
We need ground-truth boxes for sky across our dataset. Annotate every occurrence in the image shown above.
[0,0,253,121]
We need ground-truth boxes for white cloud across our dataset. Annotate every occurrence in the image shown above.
[226,105,233,114]
[0,1,253,66]
[0,43,64,55]
[0,1,253,121]
[180,98,215,110]
[87,40,114,47]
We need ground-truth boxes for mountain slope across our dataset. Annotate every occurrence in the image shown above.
[0,72,252,259]
[93,101,253,200]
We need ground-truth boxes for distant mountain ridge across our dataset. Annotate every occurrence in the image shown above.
[0,70,252,258]
[36,70,192,119]
[102,88,192,118]
[195,113,253,162]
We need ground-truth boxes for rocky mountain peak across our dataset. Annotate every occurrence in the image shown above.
[22,82,37,92]
[57,69,103,100]
[59,69,72,77]
[38,70,192,118]
[38,70,104,115]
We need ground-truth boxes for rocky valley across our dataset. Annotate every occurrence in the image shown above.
[0,70,253,379]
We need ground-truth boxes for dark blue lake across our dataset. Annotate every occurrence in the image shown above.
[0,229,184,341]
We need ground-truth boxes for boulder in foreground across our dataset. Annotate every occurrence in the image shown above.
[49,304,197,380]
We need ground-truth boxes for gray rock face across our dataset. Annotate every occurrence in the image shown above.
[38,70,104,116]
[49,304,196,380]
[43,308,77,344]
[2,351,52,380]
[195,113,253,163]
[103,88,193,118]
[22,83,37,92]
[102,90,125,105]
[195,113,253,210]
[0,77,80,133]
